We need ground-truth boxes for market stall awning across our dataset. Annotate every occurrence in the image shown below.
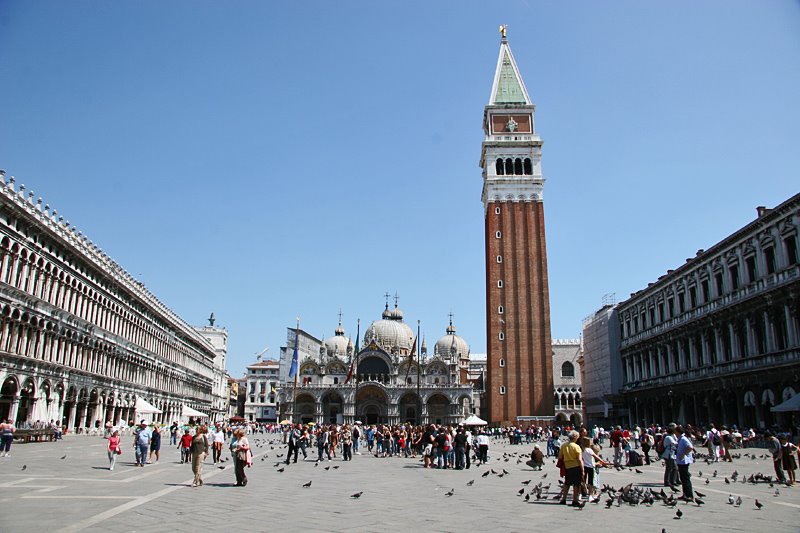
[771,394,800,412]
[182,405,208,418]
[135,397,162,415]
[463,415,488,426]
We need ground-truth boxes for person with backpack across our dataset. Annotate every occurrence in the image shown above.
[641,430,654,465]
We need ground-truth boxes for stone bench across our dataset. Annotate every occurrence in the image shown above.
[12,428,56,443]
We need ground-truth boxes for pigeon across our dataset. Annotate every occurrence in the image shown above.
[704,478,710,485]
[314,462,319,467]
[541,473,547,479]
[774,488,780,497]
[635,469,643,474]
[727,495,735,505]
[518,488,525,495]
[497,473,505,478]
[502,469,510,475]
[524,493,530,502]
[333,465,340,469]
[698,470,703,477]
[21,465,27,471]
[466,480,475,486]
[217,466,225,470]
[755,499,763,510]
[725,477,730,484]
[521,480,531,485]
[60,454,67,460]
[351,491,363,499]
[445,488,455,497]
[713,470,718,477]
[735,496,742,506]
[695,490,706,498]
[325,466,331,471]
[482,471,490,477]
[277,467,285,473]
[302,481,312,488]
[605,499,614,508]
[695,498,705,506]
[675,508,682,519]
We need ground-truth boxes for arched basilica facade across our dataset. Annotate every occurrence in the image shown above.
[278,305,476,426]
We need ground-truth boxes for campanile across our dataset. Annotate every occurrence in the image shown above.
[481,29,554,425]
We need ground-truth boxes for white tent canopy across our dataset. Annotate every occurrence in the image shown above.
[463,415,488,426]
[182,405,209,418]
[771,394,800,413]
[135,397,162,415]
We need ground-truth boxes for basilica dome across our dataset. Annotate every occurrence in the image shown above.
[365,305,414,353]
[434,321,470,359]
[324,324,350,357]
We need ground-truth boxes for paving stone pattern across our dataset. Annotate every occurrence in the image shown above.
[0,435,798,532]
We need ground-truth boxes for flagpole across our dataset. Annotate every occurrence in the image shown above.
[292,316,299,424]
[353,318,360,423]
[416,320,421,426]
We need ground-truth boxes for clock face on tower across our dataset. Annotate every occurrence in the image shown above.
[491,114,531,134]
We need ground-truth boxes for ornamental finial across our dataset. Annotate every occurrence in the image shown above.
[499,24,507,41]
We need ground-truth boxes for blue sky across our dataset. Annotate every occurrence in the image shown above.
[1,1,798,377]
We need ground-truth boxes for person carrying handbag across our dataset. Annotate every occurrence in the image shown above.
[107,429,121,471]
[190,425,209,487]
[232,429,250,487]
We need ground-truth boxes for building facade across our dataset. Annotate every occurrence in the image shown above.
[0,171,221,428]
[580,304,626,426]
[619,196,800,429]
[481,31,554,424]
[194,315,229,422]
[552,339,582,426]
[277,304,476,426]
[243,359,279,422]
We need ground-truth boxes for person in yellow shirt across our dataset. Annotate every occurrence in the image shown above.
[558,430,585,506]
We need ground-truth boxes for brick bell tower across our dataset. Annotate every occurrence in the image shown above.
[481,27,554,425]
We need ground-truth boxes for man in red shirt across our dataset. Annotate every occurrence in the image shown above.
[178,429,193,464]
[610,426,624,468]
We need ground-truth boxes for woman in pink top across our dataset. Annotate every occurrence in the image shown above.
[107,430,121,471]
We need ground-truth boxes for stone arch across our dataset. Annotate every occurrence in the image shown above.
[356,385,388,425]
[295,393,316,425]
[426,393,450,424]
[321,390,344,424]
[398,391,421,423]
[0,375,20,421]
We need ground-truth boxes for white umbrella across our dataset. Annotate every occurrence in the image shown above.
[135,397,162,415]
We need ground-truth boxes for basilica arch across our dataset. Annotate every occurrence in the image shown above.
[398,392,421,424]
[356,385,388,425]
[322,390,344,425]
[295,393,316,425]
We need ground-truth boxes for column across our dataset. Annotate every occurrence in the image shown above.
[764,310,775,353]
[8,396,20,424]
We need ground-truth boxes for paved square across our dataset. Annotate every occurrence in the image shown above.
[1,435,798,532]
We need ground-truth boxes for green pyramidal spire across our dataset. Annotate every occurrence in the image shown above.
[490,37,531,105]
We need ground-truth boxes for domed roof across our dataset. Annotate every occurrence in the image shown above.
[324,323,350,356]
[434,320,470,359]
[365,305,414,353]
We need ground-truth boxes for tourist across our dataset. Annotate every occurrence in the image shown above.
[780,434,798,486]
[454,427,467,469]
[190,425,209,487]
[704,424,721,462]
[765,431,787,485]
[640,429,653,465]
[341,425,353,461]
[475,430,489,465]
[330,425,339,459]
[557,430,584,506]
[107,429,121,470]
[0,418,14,457]
[352,423,361,455]
[675,425,695,501]
[527,444,544,470]
[580,436,608,502]
[661,423,679,488]
[179,428,193,464]
[148,425,161,463]
[169,421,179,446]
[133,420,152,467]
[366,425,375,452]
[610,425,624,467]
[210,423,225,464]
[232,428,250,486]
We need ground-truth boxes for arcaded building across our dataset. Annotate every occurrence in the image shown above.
[552,339,582,426]
[481,31,554,425]
[0,171,224,428]
[619,195,800,429]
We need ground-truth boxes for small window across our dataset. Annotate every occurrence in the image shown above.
[561,361,575,377]
[499,358,505,367]
[745,256,757,282]
[333,377,339,385]
[497,280,503,288]
[499,332,505,341]
[785,236,798,265]
[730,263,740,290]
[495,206,501,215]
[496,255,503,263]
[495,231,502,239]
[499,386,506,395]
[498,305,504,314]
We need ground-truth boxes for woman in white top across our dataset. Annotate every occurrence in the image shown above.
[580,437,608,501]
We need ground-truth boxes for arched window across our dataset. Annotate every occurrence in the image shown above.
[523,158,533,175]
[495,158,504,175]
[514,158,523,175]
[561,361,575,377]
[505,158,513,175]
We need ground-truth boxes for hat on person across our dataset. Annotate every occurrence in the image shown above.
[667,423,677,430]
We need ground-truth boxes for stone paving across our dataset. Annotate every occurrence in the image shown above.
[0,434,798,532]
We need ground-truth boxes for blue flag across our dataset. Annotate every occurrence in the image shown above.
[288,329,299,379]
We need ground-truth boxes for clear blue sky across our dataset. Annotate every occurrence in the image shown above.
[1,1,798,377]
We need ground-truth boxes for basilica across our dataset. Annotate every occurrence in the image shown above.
[277,303,476,426]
